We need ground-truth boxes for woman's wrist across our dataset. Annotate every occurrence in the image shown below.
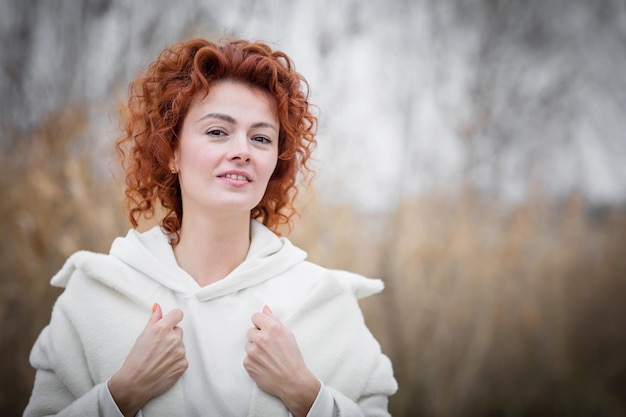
[280,370,321,417]
[108,371,145,417]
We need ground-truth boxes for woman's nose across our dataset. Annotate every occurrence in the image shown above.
[227,135,251,162]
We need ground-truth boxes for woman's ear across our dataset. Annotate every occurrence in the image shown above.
[169,152,179,174]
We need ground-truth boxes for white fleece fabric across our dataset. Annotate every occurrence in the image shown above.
[24,220,397,417]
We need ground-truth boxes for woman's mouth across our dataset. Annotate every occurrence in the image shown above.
[220,173,251,182]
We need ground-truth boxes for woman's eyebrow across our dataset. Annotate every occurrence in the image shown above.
[197,112,277,132]
[196,112,236,124]
[251,121,278,132]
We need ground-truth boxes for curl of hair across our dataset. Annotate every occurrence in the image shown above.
[116,38,317,242]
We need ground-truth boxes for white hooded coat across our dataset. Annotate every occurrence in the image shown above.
[24,220,397,416]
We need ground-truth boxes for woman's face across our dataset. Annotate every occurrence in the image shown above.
[171,80,279,219]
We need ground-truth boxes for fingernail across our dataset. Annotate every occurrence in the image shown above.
[152,303,158,313]
[264,305,273,315]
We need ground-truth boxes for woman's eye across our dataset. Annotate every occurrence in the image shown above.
[252,136,271,144]
[206,128,226,137]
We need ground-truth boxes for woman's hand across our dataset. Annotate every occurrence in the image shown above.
[244,306,320,417]
[108,303,188,417]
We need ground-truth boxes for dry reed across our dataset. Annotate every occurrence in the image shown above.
[0,107,127,415]
[291,190,626,417]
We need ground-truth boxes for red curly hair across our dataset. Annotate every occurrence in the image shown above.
[116,38,317,242]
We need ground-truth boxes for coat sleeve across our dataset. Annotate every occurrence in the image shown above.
[23,266,132,417]
[326,354,396,417]
[283,272,398,417]
[23,323,104,417]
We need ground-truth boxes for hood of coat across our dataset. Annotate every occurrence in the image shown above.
[105,219,307,301]
[50,219,385,304]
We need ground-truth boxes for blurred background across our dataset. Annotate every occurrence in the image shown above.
[1,0,626,415]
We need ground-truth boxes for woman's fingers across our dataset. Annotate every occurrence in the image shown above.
[243,306,319,417]
[109,305,188,415]
[244,306,301,382]
[160,308,184,328]
[247,327,258,343]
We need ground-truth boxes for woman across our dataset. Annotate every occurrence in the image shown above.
[24,38,397,417]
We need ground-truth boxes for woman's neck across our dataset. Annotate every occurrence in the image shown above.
[173,213,251,287]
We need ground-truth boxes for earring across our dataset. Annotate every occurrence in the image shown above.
[170,167,178,174]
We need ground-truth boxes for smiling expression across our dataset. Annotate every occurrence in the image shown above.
[171,80,279,219]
